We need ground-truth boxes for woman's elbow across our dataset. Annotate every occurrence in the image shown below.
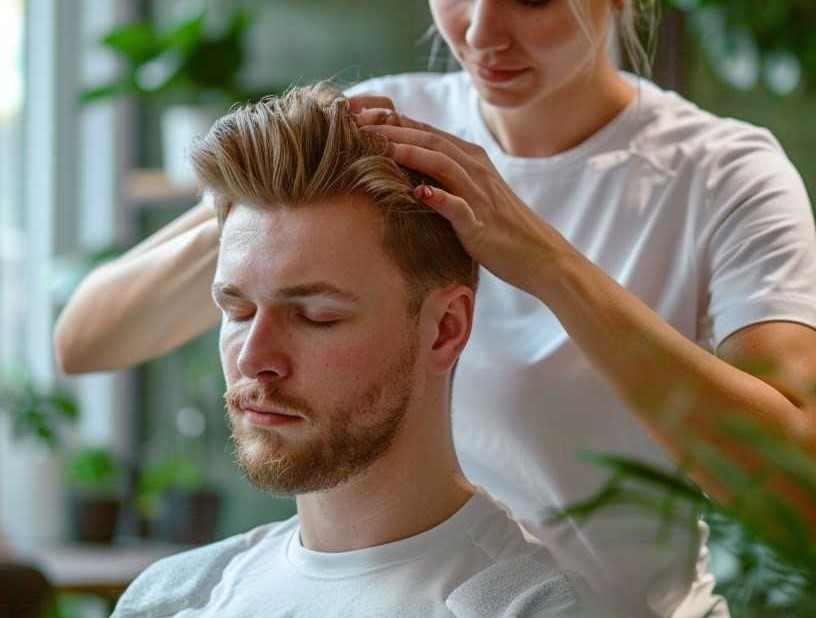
[53,315,87,374]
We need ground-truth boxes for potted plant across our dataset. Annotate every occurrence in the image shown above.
[0,366,79,547]
[81,7,286,186]
[556,425,816,617]
[65,446,123,544]
[0,367,79,449]
[137,454,220,545]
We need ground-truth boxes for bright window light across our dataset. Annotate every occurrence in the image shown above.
[0,0,23,123]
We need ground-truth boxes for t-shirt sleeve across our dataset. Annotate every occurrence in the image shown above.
[342,76,387,98]
[699,128,816,350]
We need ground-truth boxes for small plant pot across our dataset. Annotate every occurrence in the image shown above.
[154,489,220,545]
[67,494,120,544]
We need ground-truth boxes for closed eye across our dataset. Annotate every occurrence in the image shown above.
[299,315,341,328]
[515,0,553,6]
[225,311,254,323]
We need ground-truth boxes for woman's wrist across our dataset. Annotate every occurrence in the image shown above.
[527,231,587,306]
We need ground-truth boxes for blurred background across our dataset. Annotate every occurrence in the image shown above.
[0,0,814,616]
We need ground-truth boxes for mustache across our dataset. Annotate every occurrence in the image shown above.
[224,382,311,419]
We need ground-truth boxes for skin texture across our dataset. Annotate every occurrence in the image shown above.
[214,195,476,551]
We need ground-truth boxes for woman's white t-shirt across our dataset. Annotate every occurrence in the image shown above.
[346,71,816,618]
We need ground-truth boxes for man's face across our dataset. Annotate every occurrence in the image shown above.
[213,196,423,495]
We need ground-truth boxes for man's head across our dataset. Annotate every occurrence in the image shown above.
[191,83,478,496]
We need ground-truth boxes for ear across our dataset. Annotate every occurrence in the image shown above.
[422,285,475,376]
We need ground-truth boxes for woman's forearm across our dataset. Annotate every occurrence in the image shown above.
[532,246,816,532]
[119,194,216,261]
[54,203,221,373]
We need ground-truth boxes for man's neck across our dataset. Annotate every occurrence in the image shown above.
[295,398,474,552]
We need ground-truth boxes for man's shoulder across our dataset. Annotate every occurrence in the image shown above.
[446,548,616,618]
[445,548,569,618]
[111,516,297,618]
[447,493,614,617]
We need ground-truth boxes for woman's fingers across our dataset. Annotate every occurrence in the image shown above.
[347,95,395,114]
[355,107,403,127]
[360,111,484,156]
[414,185,484,240]
[390,142,475,197]
[354,106,482,159]
[361,124,473,172]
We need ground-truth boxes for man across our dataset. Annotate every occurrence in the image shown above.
[111,84,611,618]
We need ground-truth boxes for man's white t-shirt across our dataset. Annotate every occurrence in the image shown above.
[112,492,613,617]
[346,71,816,618]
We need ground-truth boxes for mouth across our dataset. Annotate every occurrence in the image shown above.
[240,405,303,428]
[474,64,530,84]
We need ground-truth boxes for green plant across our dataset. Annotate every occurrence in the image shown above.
[66,446,123,497]
[81,7,282,109]
[136,455,205,519]
[0,366,78,449]
[551,439,816,617]
[663,0,816,93]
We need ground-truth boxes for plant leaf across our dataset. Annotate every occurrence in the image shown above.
[101,23,163,65]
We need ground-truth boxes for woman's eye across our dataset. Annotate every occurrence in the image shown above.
[227,312,253,323]
[220,306,254,322]
[516,0,553,7]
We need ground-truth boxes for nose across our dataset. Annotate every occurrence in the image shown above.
[235,312,291,383]
[465,0,512,54]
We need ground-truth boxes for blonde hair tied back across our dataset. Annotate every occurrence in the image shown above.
[612,0,659,78]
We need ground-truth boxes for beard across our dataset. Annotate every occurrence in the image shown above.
[223,328,419,496]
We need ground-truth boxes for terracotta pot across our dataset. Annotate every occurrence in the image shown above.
[154,489,221,545]
[67,494,120,544]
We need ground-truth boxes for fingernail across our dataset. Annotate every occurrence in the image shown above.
[417,186,433,200]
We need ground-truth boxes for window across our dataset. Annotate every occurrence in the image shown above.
[0,0,25,367]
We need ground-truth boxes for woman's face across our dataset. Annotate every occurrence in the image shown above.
[429,0,615,109]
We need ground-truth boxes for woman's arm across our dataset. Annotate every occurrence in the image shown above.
[54,197,221,374]
[361,113,816,540]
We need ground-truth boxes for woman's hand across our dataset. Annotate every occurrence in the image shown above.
[355,109,575,297]
[348,95,396,115]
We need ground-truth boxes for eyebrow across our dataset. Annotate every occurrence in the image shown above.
[211,281,361,304]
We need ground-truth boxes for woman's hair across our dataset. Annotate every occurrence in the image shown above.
[189,82,479,317]
[427,0,658,78]
[607,0,659,78]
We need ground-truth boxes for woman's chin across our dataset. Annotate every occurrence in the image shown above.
[474,85,534,110]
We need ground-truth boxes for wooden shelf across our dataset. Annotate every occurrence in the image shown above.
[125,169,202,206]
[17,540,193,595]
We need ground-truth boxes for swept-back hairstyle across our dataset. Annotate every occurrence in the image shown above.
[190,82,479,317]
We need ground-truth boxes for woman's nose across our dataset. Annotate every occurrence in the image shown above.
[235,314,291,383]
[465,0,512,54]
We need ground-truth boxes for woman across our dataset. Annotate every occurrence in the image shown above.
[55,1,816,616]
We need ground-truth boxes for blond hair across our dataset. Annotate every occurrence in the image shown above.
[571,0,659,78]
[190,83,479,317]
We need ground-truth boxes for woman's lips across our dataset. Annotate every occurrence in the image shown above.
[475,65,530,83]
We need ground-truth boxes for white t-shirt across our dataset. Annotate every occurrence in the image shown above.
[346,71,816,618]
[112,492,613,618]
